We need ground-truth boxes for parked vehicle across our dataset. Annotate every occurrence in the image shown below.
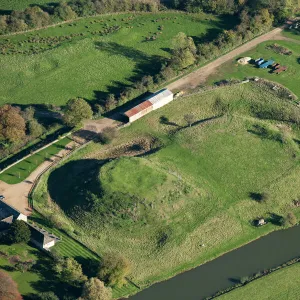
[0,195,5,200]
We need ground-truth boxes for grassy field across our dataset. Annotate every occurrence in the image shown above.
[0,12,234,106]
[0,136,71,184]
[33,82,300,297]
[0,0,58,10]
[219,263,300,300]
[207,39,300,97]
[282,27,300,40]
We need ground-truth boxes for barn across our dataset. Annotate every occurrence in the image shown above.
[124,89,174,123]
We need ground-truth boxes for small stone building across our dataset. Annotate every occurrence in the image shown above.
[28,223,60,250]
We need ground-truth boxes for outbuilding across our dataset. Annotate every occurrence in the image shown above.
[28,223,60,250]
[124,89,174,123]
[146,89,174,110]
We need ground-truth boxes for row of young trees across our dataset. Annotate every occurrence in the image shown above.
[0,0,160,35]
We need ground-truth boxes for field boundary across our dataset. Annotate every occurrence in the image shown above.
[0,10,191,38]
[0,132,72,175]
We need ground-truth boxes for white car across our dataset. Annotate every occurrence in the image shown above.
[0,195,5,200]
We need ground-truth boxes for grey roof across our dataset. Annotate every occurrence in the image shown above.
[28,223,60,246]
[146,89,173,106]
[0,200,22,222]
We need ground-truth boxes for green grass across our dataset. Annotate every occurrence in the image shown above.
[0,0,58,10]
[207,39,300,97]
[0,12,234,106]
[218,263,300,300]
[0,243,54,296]
[0,136,71,184]
[33,83,300,298]
[282,28,300,40]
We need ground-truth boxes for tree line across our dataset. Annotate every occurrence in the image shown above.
[0,0,160,35]
[0,105,59,161]
[167,0,300,24]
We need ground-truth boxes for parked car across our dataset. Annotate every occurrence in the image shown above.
[0,195,5,200]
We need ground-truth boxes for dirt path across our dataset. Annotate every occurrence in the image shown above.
[0,141,76,215]
[167,28,284,91]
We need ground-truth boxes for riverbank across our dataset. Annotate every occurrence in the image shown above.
[129,225,300,300]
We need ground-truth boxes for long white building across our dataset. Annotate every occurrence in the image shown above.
[124,89,174,123]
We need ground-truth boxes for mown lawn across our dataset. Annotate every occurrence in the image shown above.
[33,83,300,298]
[0,136,71,184]
[207,39,300,97]
[0,12,234,106]
[219,263,300,300]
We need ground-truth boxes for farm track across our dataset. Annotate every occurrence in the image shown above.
[167,27,284,91]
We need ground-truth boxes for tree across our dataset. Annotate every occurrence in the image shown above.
[99,127,118,144]
[0,105,26,143]
[81,278,112,300]
[0,271,23,300]
[28,119,44,138]
[104,94,117,112]
[170,32,197,70]
[7,220,31,244]
[184,114,195,127]
[55,257,87,286]
[63,98,93,127]
[97,253,131,287]
[22,106,35,121]
[54,2,77,20]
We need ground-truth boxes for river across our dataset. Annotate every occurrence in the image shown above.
[129,225,300,300]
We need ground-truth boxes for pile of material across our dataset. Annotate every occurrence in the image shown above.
[237,57,251,65]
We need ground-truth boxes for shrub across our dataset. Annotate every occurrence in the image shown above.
[284,212,297,226]
[54,257,87,286]
[97,253,131,287]
[99,127,118,144]
[80,278,112,300]
[63,98,93,127]
[7,220,31,244]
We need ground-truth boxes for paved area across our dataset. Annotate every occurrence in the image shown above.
[0,142,75,215]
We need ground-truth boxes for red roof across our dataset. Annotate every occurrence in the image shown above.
[124,100,153,118]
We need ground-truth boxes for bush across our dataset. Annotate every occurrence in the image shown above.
[97,253,131,287]
[81,278,112,300]
[284,212,297,226]
[99,127,118,144]
[7,220,31,244]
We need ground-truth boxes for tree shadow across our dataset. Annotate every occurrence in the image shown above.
[266,213,284,226]
[249,192,264,202]
[228,277,240,284]
[169,116,220,135]
[74,256,99,278]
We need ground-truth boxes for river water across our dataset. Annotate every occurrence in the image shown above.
[130,225,300,300]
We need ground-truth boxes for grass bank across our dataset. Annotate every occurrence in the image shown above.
[218,262,300,300]
[33,83,300,298]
